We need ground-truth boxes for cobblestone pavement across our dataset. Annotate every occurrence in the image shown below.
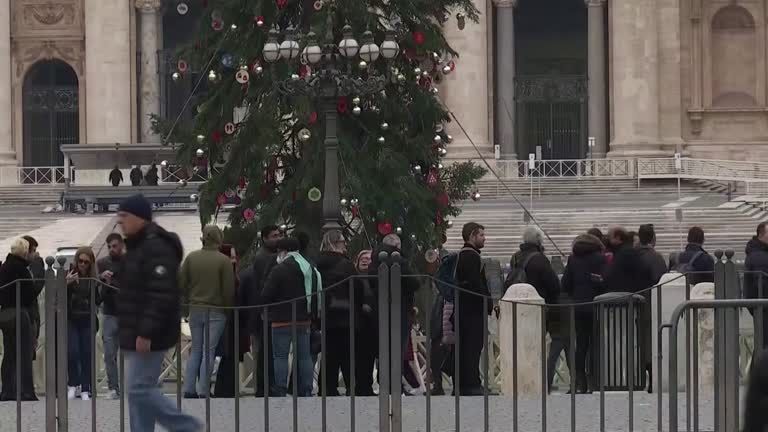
[0,393,713,431]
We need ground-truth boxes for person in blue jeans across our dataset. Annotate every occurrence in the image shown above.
[98,232,126,399]
[116,194,202,432]
[261,237,320,397]
[65,247,101,400]
[179,225,235,398]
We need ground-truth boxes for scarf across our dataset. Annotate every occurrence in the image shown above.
[287,252,322,313]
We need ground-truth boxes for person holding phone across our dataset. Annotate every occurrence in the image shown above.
[97,233,125,399]
[66,247,101,400]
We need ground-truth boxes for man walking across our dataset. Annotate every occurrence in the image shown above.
[745,222,768,348]
[97,233,125,399]
[455,222,492,395]
[115,194,201,432]
[179,225,235,398]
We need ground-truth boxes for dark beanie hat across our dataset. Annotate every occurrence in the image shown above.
[119,194,152,221]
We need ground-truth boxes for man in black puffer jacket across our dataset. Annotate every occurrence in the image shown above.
[115,194,201,432]
[745,222,768,348]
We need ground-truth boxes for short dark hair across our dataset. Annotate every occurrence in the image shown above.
[260,225,280,241]
[587,228,604,239]
[638,224,655,245]
[687,226,705,245]
[294,231,310,254]
[758,222,767,237]
[276,238,299,252]
[106,233,124,244]
[21,235,37,252]
[610,227,632,244]
[461,222,484,242]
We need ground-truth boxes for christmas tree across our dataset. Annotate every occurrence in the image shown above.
[154,0,486,258]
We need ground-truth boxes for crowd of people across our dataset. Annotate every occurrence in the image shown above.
[2,192,768,430]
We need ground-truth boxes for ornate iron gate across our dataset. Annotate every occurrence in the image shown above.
[23,60,79,169]
[515,75,587,161]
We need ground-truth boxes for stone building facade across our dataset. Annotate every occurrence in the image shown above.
[0,0,765,169]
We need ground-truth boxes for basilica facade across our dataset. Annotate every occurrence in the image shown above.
[0,0,765,169]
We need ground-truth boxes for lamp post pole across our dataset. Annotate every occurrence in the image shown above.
[320,87,343,232]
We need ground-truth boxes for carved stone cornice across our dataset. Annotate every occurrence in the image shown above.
[14,40,84,78]
[135,0,161,13]
[492,0,518,7]
[585,0,607,7]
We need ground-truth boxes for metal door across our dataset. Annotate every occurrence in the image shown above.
[22,60,79,168]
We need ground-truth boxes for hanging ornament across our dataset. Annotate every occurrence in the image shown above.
[224,122,236,135]
[358,60,368,70]
[254,15,265,27]
[352,96,361,106]
[414,67,422,76]
[308,111,318,125]
[471,190,481,201]
[298,128,311,142]
[447,220,454,228]
[377,136,386,144]
[243,208,256,222]
[225,189,236,199]
[238,176,247,189]
[337,97,349,113]
[340,198,348,207]
[221,53,235,68]
[395,227,403,235]
[177,59,189,73]
[442,64,452,75]
[412,31,425,46]
[160,160,168,168]
[251,62,263,75]
[439,147,448,157]
[196,134,205,144]
[176,1,189,15]
[377,221,394,236]
[352,106,362,116]
[195,148,204,157]
[308,187,322,202]
[426,168,439,187]
[208,70,218,82]
[313,0,323,10]
[211,130,222,143]
[381,122,389,131]
[397,74,406,83]
[431,52,441,63]
[216,193,227,207]
[279,224,288,232]
[456,13,466,30]
[171,72,181,82]
[212,18,224,31]
[413,164,422,174]
[433,135,443,144]
[276,0,288,9]
[350,198,359,206]
[436,192,450,208]
[190,194,199,203]
[235,69,250,84]
[435,124,444,133]
[410,234,417,241]
[299,64,311,78]
[446,134,454,143]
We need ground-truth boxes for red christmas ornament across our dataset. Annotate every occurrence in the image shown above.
[243,208,256,222]
[216,193,227,206]
[337,97,348,114]
[419,75,432,89]
[377,221,393,236]
[435,211,444,226]
[351,205,360,218]
[238,176,247,189]
[448,60,456,71]
[412,31,425,46]
[299,64,311,78]
[308,111,318,125]
[436,192,450,208]
[276,0,288,9]
[211,130,222,143]
[426,169,439,187]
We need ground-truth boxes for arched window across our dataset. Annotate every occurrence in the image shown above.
[711,5,757,107]
[22,60,79,167]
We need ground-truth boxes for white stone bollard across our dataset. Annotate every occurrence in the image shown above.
[690,282,715,392]
[652,272,689,391]
[499,283,545,398]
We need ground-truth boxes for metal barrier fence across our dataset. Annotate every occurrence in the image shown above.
[1,250,765,431]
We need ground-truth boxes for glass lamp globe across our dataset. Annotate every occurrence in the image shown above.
[301,32,323,64]
[380,30,400,60]
[279,27,300,61]
[358,30,380,63]
[337,24,359,58]
[262,28,281,63]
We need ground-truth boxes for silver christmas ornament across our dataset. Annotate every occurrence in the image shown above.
[358,60,368,70]
[395,227,403,235]
[291,74,300,80]
[410,234,417,241]
[171,72,181,81]
[190,194,199,202]
[431,87,439,95]
[433,135,442,144]
[208,70,217,82]
[442,65,452,75]
[381,122,389,130]
[422,70,430,78]
[340,198,349,207]
[472,191,481,201]
[447,220,454,228]
[279,224,288,232]
[414,67,422,75]
[298,128,312,142]
[397,74,406,83]
[196,134,205,143]
[440,147,448,157]
[413,165,422,173]
[160,160,168,168]
[352,96,361,105]
[446,134,453,143]
[350,198,359,206]
[377,136,386,144]
[352,106,362,116]
[196,148,204,157]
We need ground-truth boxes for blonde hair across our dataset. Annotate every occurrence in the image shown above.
[320,230,345,252]
[9,238,29,258]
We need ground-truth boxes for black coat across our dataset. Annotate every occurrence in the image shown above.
[261,256,318,323]
[745,237,768,299]
[109,169,123,186]
[67,278,101,321]
[117,223,184,351]
[129,168,143,186]
[242,248,277,334]
[562,234,606,305]
[0,254,40,310]
[368,245,419,310]
[636,245,667,286]
[456,244,492,314]
[678,243,715,286]
[605,243,655,294]
[509,243,560,305]
[97,255,123,316]
[315,251,357,329]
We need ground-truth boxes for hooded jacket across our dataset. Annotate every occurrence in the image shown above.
[117,222,184,351]
[745,237,768,300]
[562,234,606,305]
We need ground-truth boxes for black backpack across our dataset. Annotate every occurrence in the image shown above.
[504,252,537,288]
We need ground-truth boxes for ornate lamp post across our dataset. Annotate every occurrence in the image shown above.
[264,25,399,232]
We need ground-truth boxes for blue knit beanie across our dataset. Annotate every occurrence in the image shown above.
[119,194,152,221]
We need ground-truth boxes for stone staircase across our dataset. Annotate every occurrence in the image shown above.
[0,185,63,205]
[474,178,702,199]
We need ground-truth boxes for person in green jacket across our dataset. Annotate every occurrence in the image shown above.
[179,224,235,398]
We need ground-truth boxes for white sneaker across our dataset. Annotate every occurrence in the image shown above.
[80,392,91,401]
[106,390,119,400]
[67,386,76,400]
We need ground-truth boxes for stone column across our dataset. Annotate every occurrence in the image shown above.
[441,0,492,159]
[85,0,132,144]
[494,0,517,160]
[586,0,607,158]
[499,284,544,397]
[0,0,14,164]
[136,0,161,143]
[608,0,662,156]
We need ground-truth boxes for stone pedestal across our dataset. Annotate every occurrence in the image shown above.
[85,0,132,144]
[0,0,14,164]
[441,1,492,159]
[608,0,662,156]
[499,283,544,397]
[651,272,688,391]
[136,0,161,143]
[690,282,715,393]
